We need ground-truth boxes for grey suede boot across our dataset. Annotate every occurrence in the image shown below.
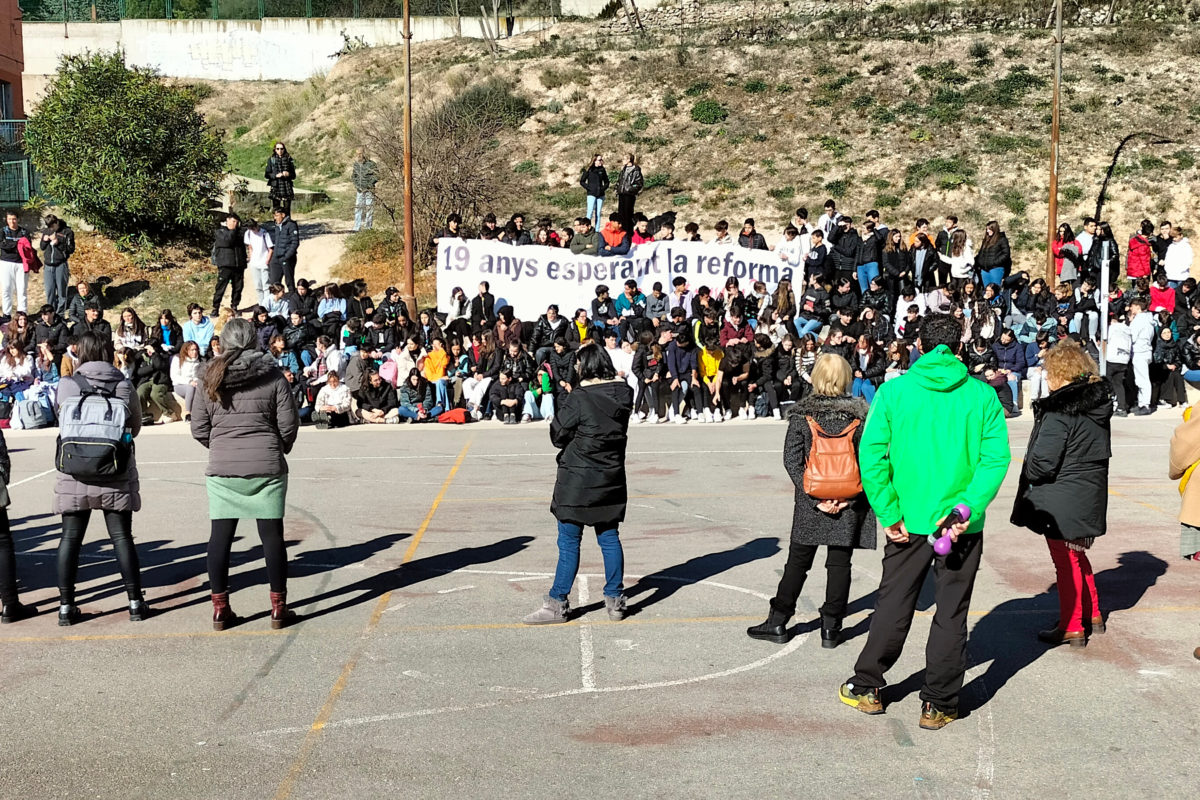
[523,595,569,625]
[605,594,627,621]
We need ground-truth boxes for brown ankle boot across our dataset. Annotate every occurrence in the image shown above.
[212,592,238,631]
[269,591,297,630]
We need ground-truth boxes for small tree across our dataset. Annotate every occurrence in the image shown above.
[26,50,226,238]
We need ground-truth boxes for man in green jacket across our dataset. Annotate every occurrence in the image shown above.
[570,217,600,257]
[839,314,1011,730]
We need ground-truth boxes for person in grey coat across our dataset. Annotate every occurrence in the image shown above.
[191,318,300,631]
[54,332,148,626]
[747,353,876,648]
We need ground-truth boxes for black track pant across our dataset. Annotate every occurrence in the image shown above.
[208,518,288,595]
[213,268,244,312]
[0,510,16,605]
[58,510,142,604]
[850,534,983,712]
[770,541,854,625]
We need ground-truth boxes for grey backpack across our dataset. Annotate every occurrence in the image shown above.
[55,376,131,479]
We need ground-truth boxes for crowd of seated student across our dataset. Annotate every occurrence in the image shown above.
[0,203,1191,430]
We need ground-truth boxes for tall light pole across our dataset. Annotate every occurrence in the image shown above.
[402,0,416,320]
[1046,0,1063,288]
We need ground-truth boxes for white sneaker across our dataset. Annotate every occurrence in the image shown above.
[636,411,647,421]
[672,414,687,424]
[666,408,675,422]
[701,409,712,423]
[647,412,659,424]
[471,408,482,421]
[747,407,756,420]
[690,410,699,420]
[723,409,733,421]
[630,415,642,425]
[773,408,782,420]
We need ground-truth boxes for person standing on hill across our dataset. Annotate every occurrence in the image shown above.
[39,214,74,318]
[352,148,378,232]
[265,142,296,215]
[839,314,1011,731]
[269,208,300,294]
[244,218,273,306]
[615,153,643,234]
[212,213,247,316]
[580,154,609,230]
[0,211,28,322]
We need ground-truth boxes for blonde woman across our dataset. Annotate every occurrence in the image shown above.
[1011,339,1113,647]
[748,354,875,648]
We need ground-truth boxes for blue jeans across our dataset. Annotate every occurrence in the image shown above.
[1183,369,1200,383]
[857,261,880,294]
[794,317,822,339]
[851,377,876,403]
[549,520,624,601]
[434,378,451,410]
[397,404,443,422]
[1169,280,1183,290]
[586,195,604,229]
[354,191,374,231]
[44,262,69,316]
[980,267,1005,290]
[523,390,554,420]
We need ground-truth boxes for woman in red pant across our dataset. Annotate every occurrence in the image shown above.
[1012,338,1114,647]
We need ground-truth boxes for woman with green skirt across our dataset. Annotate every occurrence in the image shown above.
[191,318,300,630]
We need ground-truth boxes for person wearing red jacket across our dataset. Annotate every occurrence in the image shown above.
[1127,219,1154,280]
[719,307,754,347]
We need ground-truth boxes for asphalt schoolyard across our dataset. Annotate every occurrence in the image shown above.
[0,411,1195,799]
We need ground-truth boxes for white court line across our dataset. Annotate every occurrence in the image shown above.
[9,468,55,487]
[435,585,475,595]
[577,576,596,691]
[455,569,774,602]
[966,663,996,800]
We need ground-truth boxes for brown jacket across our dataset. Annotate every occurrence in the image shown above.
[1168,403,1200,525]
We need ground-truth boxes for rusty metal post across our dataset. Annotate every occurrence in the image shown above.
[402,0,416,320]
[1046,0,1063,288]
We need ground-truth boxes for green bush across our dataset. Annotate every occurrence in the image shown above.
[871,106,897,124]
[642,172,671,190]
[701,177,739,191]
[904,156,976,190]
[26,50,225,236]
[1175,150,1197,171]
[442,79,533,130]
[873,193,901,209]
[909,127,933,142]
[691,99,729,125]
[546,119,581,135]
[513,159,540,176]
[915,60,968,86]
[662,91,678,110]
[1061,184,1084,204]
[631,112,651,131]
[672,195,693,206]
[776,83,794,93]
[981,134,1039,154]
[539,66,585,90]
[818,135,849,158]
[744,79,769,93]
[233,125,250,138]
[996,187,1027,216]
[968,41,992,64]
[684,81,711,97]
[767,186,794,202]
[1001,46,1023,58]
[851,95,875,109]
[824,178,849,198]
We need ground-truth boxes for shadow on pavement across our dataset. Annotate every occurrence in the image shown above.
[291,535,536,622]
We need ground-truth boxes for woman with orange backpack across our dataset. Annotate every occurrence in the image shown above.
[746,353,876,649]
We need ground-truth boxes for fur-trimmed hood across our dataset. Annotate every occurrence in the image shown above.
[788,393,870,421]
[1033,377,1114,421]
[216,350,279,391]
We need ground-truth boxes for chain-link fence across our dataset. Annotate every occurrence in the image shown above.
[20,0,546,19]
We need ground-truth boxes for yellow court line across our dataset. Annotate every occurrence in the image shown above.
[1107,487,1175,517]
[272,439,472,800]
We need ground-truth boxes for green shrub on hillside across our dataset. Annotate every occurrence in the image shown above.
[744,79,769,93]
[873,194,901,209]
[662,91,678,110]
[818,135,849,158]
[1061,184,1084,204]
[513,159,540,176]
[1175,150,1197,171]
[767,186,794,202]
[996,187,1027,216]
[26,50,225,237]
[904,156,976,190]
[691,100,729,125]
[915,61,968,86]
[631,112,651,131]
[672,195,693,206]
[684,81,711,97]
[981,133,1040,154]
[824,179,849,198]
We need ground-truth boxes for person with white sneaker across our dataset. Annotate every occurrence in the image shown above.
[697,334,725,423]
[665,328,700,424]
[524,345,633,625]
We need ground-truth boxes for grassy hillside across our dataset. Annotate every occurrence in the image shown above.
[197,5,1200,292]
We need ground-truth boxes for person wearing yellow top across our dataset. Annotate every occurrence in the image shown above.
[697,336,725,424]
[420,338,451,410]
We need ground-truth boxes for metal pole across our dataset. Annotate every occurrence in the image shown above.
[63,0,68,37]
[1046,0,1063,289]
[402,0,416,320]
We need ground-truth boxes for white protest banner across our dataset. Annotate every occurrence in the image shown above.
[437,238,799,317]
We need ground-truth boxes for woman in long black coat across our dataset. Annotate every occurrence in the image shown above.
[747,353,876,648]
[1011,338,1112,647]
[524,344,633,626]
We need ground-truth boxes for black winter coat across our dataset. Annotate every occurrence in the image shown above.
[782,394,876,548]
[1011,379,1112,540]
[580,165,609,197]
[265,154,296,200]
[213,226,248,270]
[272,217,300,263]
[975,234,1012,280]
[829,228,861,273]
[550,379,632,526]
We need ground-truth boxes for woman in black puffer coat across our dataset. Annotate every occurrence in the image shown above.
[524,344,633,626]
[748,353,876,648]
[1011,339,1112,648]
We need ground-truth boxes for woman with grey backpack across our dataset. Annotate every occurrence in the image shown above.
[53,331,149,626]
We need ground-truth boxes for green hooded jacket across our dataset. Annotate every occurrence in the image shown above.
[858,344,1012,535]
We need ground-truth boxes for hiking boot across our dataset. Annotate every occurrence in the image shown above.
[1038,626,1087,647]
[211,592,239,631]
[523,595,569,625]
[821,626,842,649]
[919,701,958,730]
[838,682,883,715]
[58,605,82,627]
[604,594,627,621]
[128,596,151,622]
[270,591,298,629]
[746,609,790,643]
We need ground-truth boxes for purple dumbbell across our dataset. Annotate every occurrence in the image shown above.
[929,504,972,556]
